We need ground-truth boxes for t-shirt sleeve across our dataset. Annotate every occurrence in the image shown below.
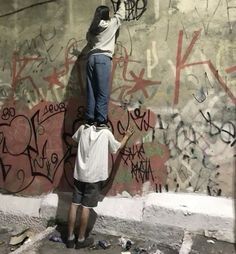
[110,1,125,28]
[72,125,84,142]
[107,130,121,154]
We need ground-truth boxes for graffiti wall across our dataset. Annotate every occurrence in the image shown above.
[0,0,235,197]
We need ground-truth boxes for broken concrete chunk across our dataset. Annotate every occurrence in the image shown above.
[9,228,35,246]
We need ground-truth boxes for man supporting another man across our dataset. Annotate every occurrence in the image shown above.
[66,124,134,249]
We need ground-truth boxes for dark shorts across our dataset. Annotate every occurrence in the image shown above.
[72,179,104,208]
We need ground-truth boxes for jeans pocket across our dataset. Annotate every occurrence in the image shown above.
[95,61,106,65]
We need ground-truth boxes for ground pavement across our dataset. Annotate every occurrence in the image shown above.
[0,224,235,254]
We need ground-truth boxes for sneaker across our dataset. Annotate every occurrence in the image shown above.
[75,237,94,249]
[66,239,75,248]
[96,123,110,130]
[86,119,95,125]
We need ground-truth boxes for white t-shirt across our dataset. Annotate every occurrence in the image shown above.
[72,125,121,183]
[87,2,126,58]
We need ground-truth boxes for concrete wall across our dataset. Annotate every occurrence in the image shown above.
[0,0,235,197]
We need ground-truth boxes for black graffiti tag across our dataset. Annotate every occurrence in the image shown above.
[200,110,236,147]
[111,0,147,20]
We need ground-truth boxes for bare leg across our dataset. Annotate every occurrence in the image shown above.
[67,203,79,239]
[78,206,90,239]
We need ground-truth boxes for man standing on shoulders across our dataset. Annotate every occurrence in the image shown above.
[66,124,134,249]
[85,0,127,128]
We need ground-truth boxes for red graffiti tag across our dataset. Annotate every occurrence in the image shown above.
[11,51,44,99]
[225,65,236,74]
[174,30,236,105]
[127,68,161,98]
[43,39,78,89]
[111,44,161,101]
[43,67,65,89]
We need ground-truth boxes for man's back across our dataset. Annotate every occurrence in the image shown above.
[72,125,121,183]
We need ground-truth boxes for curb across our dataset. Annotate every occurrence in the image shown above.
[0,193,58,230]
[93,193,235,244]
[0,192,234,246]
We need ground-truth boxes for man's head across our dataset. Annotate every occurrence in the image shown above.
[89,5,110,35]
[95,5,110,21]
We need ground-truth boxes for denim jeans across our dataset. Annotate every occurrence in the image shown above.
[85,54,111,124]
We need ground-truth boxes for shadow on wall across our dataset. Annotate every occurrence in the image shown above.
[101,153,123,197]
[58,47,88,192]
[57,42,124,197]
[52,191,97,241]
[234,160,236,245]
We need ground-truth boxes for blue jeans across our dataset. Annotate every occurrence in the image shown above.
[85,54,111,124]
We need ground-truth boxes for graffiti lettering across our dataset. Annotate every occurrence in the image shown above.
[111,44,161,103]
[121,143,145,165]
[200,110,236,147]
[131,158,154,183]
[1,107,15,120]
[11,52,44,99]
[174,30,236,105]
[111,0,147,21]
[130,108,155,131]
[43,102,66,116]
[0,102,65,193]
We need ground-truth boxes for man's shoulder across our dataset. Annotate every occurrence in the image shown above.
[97,128,115,137]
[78,124,86,132]
[97,127,111,134]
